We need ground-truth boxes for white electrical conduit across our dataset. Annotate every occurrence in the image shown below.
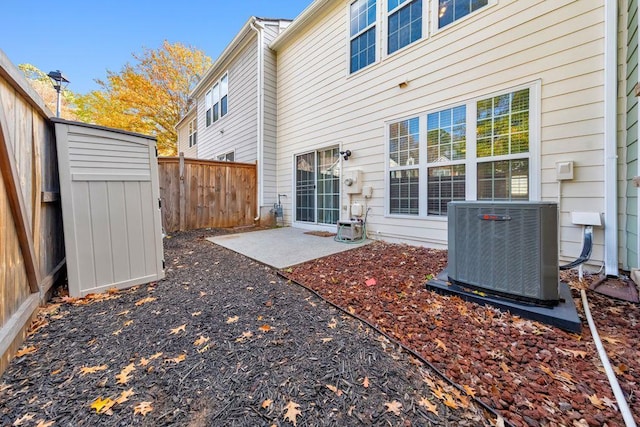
[580,290,637,426]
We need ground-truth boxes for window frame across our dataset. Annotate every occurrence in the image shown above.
[384,81,540,219]
[205,90,212,127]
[204,72,229,127]
[348,0,378,75]
[385,0,426,56]
[188,118,197,148]
[431,0,496,34]
[217,150,235,162]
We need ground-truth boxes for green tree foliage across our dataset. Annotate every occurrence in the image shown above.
[75,41,212,155]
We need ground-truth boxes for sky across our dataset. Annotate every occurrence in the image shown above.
[0,0,312,94]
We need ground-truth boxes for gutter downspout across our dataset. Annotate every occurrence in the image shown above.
[604,0,619,276]
[250,19,265,222]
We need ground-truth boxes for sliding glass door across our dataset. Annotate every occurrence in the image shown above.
[295,148,340,225]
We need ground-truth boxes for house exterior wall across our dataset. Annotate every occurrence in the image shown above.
[262,21,282,206]
[275,0,607,264]
[196,39,258,163]
[624,0,638,269]
[177,109,197,158]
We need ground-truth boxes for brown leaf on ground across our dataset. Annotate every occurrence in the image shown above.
[261,399,273,409]
[13,413,35,425]
[463,384,476,398]
[134,297,156,306]
[434,338,447,352]
[226,315,239,324]
[235,331,253,342]
[133,401,153,416]
[418,396,438,416]
[148,352,163,360]
[363,376,370,388]
[194,335,210,346]
[170,324,186,334]
[165,354,186,364]
[588,394,605,410]
[384,400,402,416]
[259,324,272,332]
[283,401,301,426]
[115,388,135,405]
[327,318,337,329]
[35,420,55,427]
[116,363,135,384]
[15,346,37,357]
[80,365,108,375]
[326,384,343,396]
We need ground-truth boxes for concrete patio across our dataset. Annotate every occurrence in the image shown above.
[207,227,369,269]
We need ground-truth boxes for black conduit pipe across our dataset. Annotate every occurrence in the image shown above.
[277,271,516,427]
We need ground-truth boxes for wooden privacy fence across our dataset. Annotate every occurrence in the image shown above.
[158,154,257,232]
[0,50,65,375]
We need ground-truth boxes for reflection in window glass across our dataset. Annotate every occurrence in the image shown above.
[438,0,488,29]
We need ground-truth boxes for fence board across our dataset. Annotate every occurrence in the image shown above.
[158,154,257,232]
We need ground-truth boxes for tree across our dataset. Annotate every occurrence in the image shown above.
[75,41,211,155]
[18,64,78,120]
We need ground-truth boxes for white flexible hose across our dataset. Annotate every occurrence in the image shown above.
[581,290,637,426]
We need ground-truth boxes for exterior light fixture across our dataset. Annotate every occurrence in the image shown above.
[340,150,352,161]
[47,70,70,118]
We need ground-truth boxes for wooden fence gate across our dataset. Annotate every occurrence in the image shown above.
[158,154,257,232]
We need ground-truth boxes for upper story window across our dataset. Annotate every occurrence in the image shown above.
[438,0,488,29]
[217,151,235,162]
[350,0,377,73]
[188,118,197,148]
[388,0,422,54]
[205,72,229,127]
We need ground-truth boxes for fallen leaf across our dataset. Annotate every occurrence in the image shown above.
[134,297,156,306]
[117,310,130,316]
[588,394,605,410]
[13,413,35,425]
[418,396,438,416]
[15,346,37,357]
[123,320,133,327]
[194,336,210,346]
[165,354,186,364]
[115,388,134,404]
[133,401,153,416]
[139,358,150,366]
[199,291,207,297]
[170,324,186,334]
[496,415,506,427]
[500,361,510,373]
[191,311,202,317]
[328,318,338,329]
[320,337,333,343]
[236,331,253,342]
[326,384,343,396]
[363,377,370,388]
[602,396,617,411]
[148,352,163,360]
[259,324,272,332]
[35,420,55,427]
[261,399,273,409]
[572,419,589,427]
[90,396,115,413]
[614,364,628,376]
[463,385,476,398]
[283,401,301,426]
[384,400,402,416]
[443,394,458,409]
[566,349,588,358]
[227,315,239,324]
[116,363,136,384]
[432,386,445,401]
[80,365,108,375]
[601,336,623,345]
[434,338,447,352]
[112,329,122,336]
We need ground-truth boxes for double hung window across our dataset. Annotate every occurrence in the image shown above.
[205,73,229,126]
[387,0,422,54]
[350,0,377,73]
[188,118,197,147]
[387,86,534,217]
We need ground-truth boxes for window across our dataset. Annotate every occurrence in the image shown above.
[350,0,377,73]
[205,73,229,126]
[220,74,228,117]
[188,118,197,148]
[388,0,422,54]
[387,86,534,217]
[217,151,234,162]
[205,90,212,127]
[388,118,420,215]
[437,0,489,29]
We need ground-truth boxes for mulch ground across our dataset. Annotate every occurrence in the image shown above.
[281,241,640,427]
[0,229,493,427]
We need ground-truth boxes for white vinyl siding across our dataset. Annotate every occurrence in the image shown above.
[262,21,282,205]
[276,0,606,263]
[197,41,258,162]
[176,109,198,158]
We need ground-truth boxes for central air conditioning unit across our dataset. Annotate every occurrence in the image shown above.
[447,201,559,306]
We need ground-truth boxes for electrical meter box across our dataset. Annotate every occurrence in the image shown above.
[343,170,363,194]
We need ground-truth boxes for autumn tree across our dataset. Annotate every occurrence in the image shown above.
[75,41,211,155]
[18,64,78,120]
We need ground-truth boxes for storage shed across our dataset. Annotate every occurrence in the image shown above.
[53,119,164,297]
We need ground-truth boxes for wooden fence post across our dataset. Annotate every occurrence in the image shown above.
[179,152,186,231]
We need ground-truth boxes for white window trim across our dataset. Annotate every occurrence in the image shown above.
[384,81,540,219]
[188,118,197,148]
[205,71,229,127]
[205,90,212,128]
[430,0,497,36]
[217,150,235,162]
[347,0,380,76]
[382,0,429,59]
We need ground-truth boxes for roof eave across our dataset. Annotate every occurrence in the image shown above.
[271,0,333,51]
